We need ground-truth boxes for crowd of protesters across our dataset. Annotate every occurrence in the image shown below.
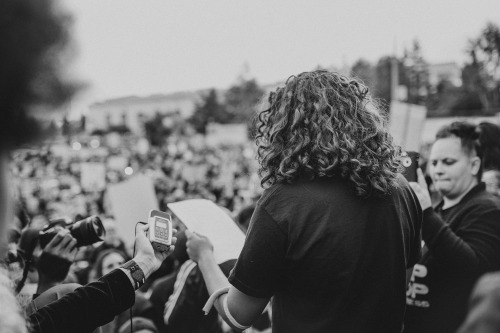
[3,1,500,333]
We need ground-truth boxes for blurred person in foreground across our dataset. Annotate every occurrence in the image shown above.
[0,0,176,332]
[186,70,422,333]
[404,121,500,333]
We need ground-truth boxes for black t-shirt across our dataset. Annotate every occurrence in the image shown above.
[404,183,500,333]
[229,175,422,333]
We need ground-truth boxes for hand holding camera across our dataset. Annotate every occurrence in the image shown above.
[37,228,78,293]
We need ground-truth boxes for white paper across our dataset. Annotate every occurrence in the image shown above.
[167,199,245,264]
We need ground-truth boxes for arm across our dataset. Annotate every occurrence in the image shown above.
[421,206,500,272]
[186,230,269,331]
[29,224,176,333]
[410,169,500,273]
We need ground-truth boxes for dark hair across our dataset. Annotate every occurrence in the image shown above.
[0,0,78,151]
[478,122,500,172]
[435,121,483,180]
[94,249,128,278]
[255,70,400,197]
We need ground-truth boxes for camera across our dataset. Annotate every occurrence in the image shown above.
[38,216,106,249]
[400,151,420,182]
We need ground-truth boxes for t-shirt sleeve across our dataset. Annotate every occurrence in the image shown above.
[228,204,286,299]
[408,200,423,268]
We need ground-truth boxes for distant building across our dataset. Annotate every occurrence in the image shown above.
[87,91,203,134]
[428,62,462,87]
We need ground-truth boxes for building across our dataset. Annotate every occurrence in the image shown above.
[86,91,203,134]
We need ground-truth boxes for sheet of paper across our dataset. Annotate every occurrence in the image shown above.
[167,199,245,264]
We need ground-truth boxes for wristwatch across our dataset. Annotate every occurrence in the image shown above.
[121,260,145,290]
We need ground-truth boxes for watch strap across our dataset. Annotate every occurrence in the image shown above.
[121,260,145,290]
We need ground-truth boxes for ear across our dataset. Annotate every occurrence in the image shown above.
[470,156,481,176]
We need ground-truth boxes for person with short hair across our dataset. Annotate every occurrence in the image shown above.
[404,121,500,333]
[186,70,422,333]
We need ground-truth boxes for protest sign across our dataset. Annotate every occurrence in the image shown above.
[107,174,158,247]
[388,101,427,152]
[80,163,106,191]
[206,123,248,147]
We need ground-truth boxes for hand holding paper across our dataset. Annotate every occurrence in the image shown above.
[167,199,245,263]
[185,230,214,263]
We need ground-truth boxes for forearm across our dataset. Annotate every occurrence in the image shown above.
[29,269,135,333]
[423,208,499,272]
[197,252,230,295]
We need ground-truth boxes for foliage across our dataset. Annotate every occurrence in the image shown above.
[143,112,170,146]
[189,89,229,134]
[351,59,376,93]
[224,78,264,124]
[402,40,428,105]
[466,22,500,110]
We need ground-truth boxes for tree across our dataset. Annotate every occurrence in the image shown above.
[224,78,264,124]
[143,112,170,146]
[466,22,500,110]
[189,89,228,134]
[351,59,375,93]
[402,40,428,105]
[373,56,393,106]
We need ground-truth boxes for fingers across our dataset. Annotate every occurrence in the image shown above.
[45,229,75,252]
[416,168,427,189]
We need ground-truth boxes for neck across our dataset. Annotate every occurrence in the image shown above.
[442,180,478,209]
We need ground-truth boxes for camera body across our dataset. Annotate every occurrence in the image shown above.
[400,151,420,182]
[148,210,172,252]
[38,216,105,249]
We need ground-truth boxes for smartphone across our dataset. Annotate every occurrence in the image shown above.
[148,210,172,252]
[400,151,420,182]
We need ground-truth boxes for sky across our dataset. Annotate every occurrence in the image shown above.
[59,0,500,116]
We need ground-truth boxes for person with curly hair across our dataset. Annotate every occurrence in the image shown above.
[404,121,500,333]
[186,70,422,333]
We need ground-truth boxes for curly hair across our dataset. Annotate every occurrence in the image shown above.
[0,0,77,151]
[255,70,401,197]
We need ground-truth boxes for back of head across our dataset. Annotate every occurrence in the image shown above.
[256,70,400,197]
[118,317,158,333]
[0,0,76,152]
[478,122,500,172]
[435,121,483,180]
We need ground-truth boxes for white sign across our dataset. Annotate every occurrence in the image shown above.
[80,163,106,191]
[181,164,208,183]
[107,174,159,247]
[388,101,427,152]
[107,156,128,171]
[167,199,245,263]
[206,123,248,146]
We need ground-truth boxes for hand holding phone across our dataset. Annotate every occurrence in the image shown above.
[401,151,420,182]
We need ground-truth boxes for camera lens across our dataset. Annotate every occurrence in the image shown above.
[69,216,106,247]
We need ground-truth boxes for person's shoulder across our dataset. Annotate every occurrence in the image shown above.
[467,189,500,211]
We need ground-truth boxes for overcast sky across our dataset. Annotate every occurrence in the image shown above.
[59,0,500,115]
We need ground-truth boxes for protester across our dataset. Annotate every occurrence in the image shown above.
[186,70,422,333]
[404,121,500,333]
[163,204,271,333]
[0,1,176,332]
